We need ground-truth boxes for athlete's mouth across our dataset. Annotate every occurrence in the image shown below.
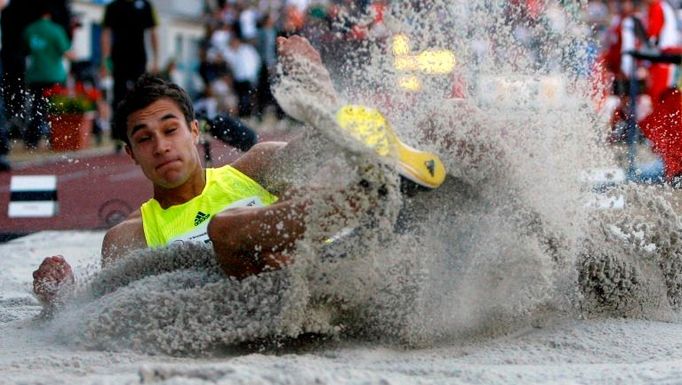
[156,158,180,171]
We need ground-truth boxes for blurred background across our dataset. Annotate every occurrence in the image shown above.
[3,0,682,234]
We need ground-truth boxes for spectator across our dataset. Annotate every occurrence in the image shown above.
[200,21,237,116]
[638,87,682,186]
[644,0,680,108]
[238,1,260,43]
[71,60,109,145]
[160,58,183,86]
[214,0,238,26]
[1,0,40,148]
[198,41,230,90]
[210,21,232,51]
[600,0,649,142]
[286,0,310,13]
[282,3,306,36]
[49,0,75,42]
[210,70,240,116]
[101,0,159,150]
[23,0,75,149]
[223,25,262,117]
[367,0,390,40]
[256,13,279,117]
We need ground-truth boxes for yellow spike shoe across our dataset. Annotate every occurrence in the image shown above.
[335,105,446,189]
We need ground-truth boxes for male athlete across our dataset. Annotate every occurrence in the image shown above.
[32,36,445,306]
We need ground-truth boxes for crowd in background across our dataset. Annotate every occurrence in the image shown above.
[587,0,682,186]
[1,0,682,188]
[192,0,389,120]
[0,0,76,170]
[0,0,391,171]
[194,0,682,187]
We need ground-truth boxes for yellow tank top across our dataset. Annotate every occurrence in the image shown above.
[140,165,278,248]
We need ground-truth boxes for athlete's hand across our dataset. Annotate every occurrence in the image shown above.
[32,255,75,305]
[277,35,322,66]
[275,35,338,119]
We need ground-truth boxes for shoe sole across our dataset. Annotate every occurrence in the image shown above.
[335,105,446,189]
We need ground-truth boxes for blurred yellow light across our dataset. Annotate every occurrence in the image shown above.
[392,34,411,56]
[394,56,417,71]
[391,33,457,75]
[417,50,457,74]
[398,75,422,91]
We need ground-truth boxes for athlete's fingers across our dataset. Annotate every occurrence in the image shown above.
[277,35,321,63]
[34,259,54,279]
[276,36,287,48]
[35,257,63,277]
[37,255,64,270]
[33,273,71,304]
[48,255,68,268]
[33,256,73,287]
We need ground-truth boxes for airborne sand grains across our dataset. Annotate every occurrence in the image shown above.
[32,0,682,354]
[3,1,682,384]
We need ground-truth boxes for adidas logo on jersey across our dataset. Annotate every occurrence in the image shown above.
[194,211,211,226]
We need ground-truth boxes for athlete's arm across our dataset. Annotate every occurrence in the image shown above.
[32,210,147,307]
[101,210,147,267]
[232,136,324,197]
[208,198,308,279]
[215,141,309,278]
[230,141,287,188]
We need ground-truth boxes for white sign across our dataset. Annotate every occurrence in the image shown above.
[8,175,58,218]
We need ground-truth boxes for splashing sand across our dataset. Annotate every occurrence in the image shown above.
[31,0,682,356]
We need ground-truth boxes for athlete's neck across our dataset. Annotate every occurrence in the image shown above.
[153,167,206,209]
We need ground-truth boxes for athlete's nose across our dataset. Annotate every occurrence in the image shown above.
[153,135,171,155]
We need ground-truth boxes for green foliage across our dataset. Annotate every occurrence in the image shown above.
[47,94,96,115]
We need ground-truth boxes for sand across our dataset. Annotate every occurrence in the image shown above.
[2,231,682,385]
[4,1,682,383]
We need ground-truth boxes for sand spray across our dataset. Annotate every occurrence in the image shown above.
[42,1,682,354]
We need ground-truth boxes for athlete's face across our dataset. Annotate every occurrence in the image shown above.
[125,98,201,189]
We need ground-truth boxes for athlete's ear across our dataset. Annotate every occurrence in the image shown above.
[124,143,138,164]
[190,119,200,144]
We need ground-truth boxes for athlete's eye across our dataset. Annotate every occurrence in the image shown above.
[165,127,177,135]
[135,135,151,143]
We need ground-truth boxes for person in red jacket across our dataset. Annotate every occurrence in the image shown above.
[644,0,680,108]
[600,0,648,142]
[638,87,682,186]
[623,0,682,186]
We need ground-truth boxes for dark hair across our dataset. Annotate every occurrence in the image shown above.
[114,74,195,145]
[231,22,243,41]
[36,0,52,16]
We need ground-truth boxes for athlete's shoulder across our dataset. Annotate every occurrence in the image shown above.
[105,214,142,239]
[230,141,287,180]
[244,141,287,165]
[246,141,288,157]
[101,210,145,266]
[126,208,142,219]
